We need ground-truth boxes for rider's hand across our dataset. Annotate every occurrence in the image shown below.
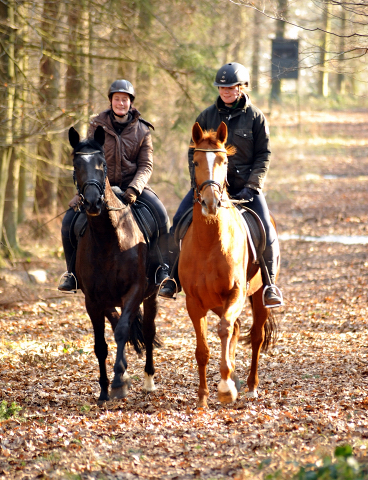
[68,194,80,208]
[233,187,256,202]
[123,187,138,204]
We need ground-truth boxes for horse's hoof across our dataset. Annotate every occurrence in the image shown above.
[218,379,238,404]
[142,373,156,393]
[97,391,110,404]
[196,398,208,409]
[110,384,129,399]
[245,389,258,398]
[230,372,241,392]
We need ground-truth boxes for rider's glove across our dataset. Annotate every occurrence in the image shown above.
[233,186,256,202]
[123,187,138,204]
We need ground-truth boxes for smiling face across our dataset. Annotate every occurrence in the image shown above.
[218,85,240,105]
[111,92,131,117]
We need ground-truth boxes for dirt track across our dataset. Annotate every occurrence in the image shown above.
[0,108,367,479]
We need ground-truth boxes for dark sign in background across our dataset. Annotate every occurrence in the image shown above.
[271,39,299,80]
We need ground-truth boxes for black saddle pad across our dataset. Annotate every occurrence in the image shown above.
[174,205,266,262]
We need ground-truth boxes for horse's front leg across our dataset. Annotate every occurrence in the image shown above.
[142,292,159,392]
[187,296,210,408]
[110,293,142,399]
[86,299,109,403]
[217,290,244,404]
[246,287,269,398]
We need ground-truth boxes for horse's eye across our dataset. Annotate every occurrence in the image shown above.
[193,161,199,167]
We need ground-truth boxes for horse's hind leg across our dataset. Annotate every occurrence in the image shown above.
[142,293,159,392]
[187,297,210,408]
[229,318,241,392]
[247,288,270,398]
[105,308,119,331]
[86,300,110,403]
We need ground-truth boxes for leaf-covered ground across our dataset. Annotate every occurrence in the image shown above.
[0,107,368,479]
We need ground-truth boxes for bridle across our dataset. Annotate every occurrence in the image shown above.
[192,147,228,204]
[72,149,127,211]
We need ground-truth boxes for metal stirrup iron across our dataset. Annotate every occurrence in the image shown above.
[58,271,78,294]
[262,284,284,309]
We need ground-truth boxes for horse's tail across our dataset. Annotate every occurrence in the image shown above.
[129,307,162,355]
[241,307,278,353]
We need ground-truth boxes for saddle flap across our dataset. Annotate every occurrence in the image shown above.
[236,205,266,263]
[174,207,193,247]
[131,200,159,249]
[70,211,88,249]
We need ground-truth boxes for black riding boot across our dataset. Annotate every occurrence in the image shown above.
[261,240,283,308]
[159,231,181,298]
[155,232,171,285]
[58,235,77,292]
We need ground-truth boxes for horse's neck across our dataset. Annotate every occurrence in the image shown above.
[192,203,237,252]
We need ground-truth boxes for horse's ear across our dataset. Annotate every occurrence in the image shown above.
[69,127,80,149]
[94,125,105,147]
[216,122,228,145]
[192,122,204,146]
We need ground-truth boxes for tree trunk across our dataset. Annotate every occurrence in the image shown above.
[271,0,288,101]
[0,0,16,247]
[336,6,346,95]
[318,0,332,97]
[251,9,262,93]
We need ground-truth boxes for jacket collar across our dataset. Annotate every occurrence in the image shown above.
[216,93,249,115]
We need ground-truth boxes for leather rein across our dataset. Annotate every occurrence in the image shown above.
[192,147,228,204]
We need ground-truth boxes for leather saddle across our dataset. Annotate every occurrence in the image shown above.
[69,188,159,251]
[175,204,266,264]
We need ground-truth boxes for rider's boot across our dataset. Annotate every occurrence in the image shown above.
[58,236,77,292]
[155,232,171,285]
[159,231,181,298]
[261,240,283,308]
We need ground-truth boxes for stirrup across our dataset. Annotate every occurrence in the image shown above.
[154,264,170,285]
[158,277,178,300]
[58,272,78,294]
[262,284,284,308]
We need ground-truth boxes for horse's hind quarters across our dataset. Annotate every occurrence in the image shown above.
[142,373,156,393]
[218,378,238,404]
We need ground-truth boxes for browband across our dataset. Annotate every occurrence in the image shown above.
[194,148,227,153]
[75,150,102,155]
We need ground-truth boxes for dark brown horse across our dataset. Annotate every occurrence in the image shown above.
[179,122,279,408]
[69,126,160,403]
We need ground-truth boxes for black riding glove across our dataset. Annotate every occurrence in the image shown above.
[233,187,256,202]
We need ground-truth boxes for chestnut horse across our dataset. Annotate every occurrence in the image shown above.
[179,122,279,407]
[69,126,160,403]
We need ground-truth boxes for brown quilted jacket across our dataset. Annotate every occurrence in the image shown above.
[88,108,154,194]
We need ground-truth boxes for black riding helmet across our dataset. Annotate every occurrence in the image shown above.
[108,79,135,102]
[213,63,250,87]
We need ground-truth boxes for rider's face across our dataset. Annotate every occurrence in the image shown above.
[111,92,131,116]
[218,86,240,105]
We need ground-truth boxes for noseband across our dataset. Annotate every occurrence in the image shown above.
[193,147,228,203]
[73,150,107,203]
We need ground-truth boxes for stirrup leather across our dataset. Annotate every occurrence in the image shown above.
[158,277,179,300]
[58,271,78,294]
[262,284,284,308]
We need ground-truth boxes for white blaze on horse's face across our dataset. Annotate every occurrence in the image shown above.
[206,151,216,180]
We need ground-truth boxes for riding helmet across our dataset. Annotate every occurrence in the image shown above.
[108,79,135,102]
[213,63,250,87]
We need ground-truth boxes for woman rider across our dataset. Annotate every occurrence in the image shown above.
[59,79,170,291]
[160,63,283,308]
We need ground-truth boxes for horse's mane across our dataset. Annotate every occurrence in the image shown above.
[190,129,237,156]
[72,137,104,154]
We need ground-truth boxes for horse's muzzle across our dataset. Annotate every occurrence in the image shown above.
[201,196,221,217]
[84,196,104,216]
